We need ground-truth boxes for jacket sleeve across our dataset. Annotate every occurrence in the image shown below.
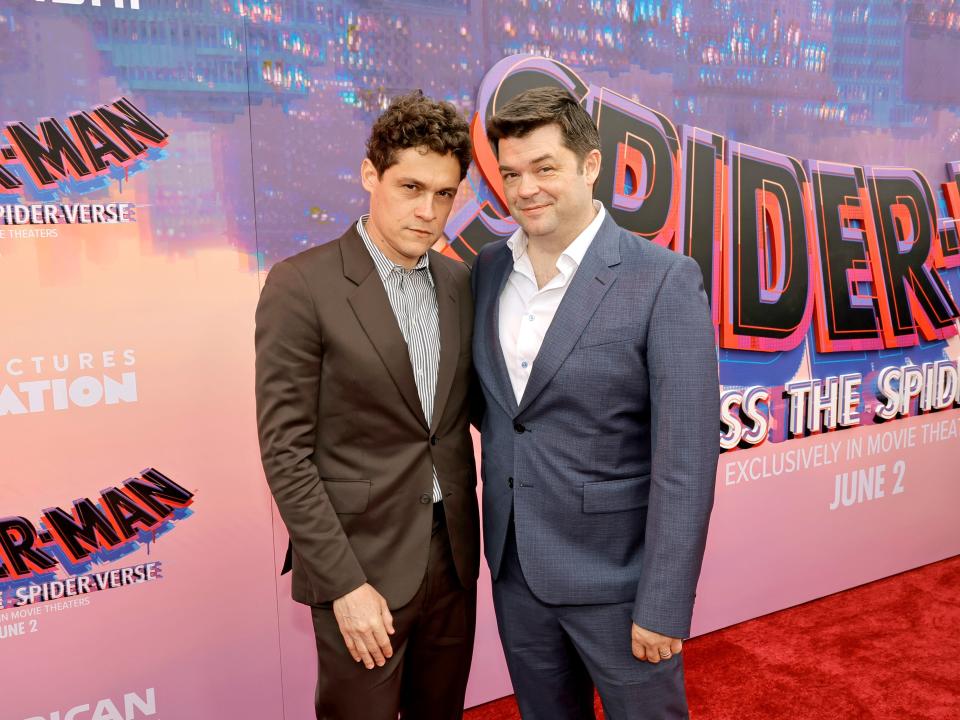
[632,254,719,638]
[255,259,367,603]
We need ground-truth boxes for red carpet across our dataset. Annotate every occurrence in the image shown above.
[464,554,960,719]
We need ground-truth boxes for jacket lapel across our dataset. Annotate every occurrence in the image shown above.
[429,252,459,434]
[342,226,429,429]
[479,242,520,417]
[517,214,621,415]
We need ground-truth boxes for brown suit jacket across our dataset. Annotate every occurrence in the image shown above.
[255,224,480,609]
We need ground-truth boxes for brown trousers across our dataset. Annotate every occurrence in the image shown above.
[311,504,477,720]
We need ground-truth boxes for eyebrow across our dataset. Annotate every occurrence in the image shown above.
[395,176,459,193]
[499,153,556,172]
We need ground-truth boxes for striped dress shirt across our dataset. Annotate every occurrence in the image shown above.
[357,216,443,503]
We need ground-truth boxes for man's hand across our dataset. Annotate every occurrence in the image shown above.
[631,623,682,664]
[332,583,396,669]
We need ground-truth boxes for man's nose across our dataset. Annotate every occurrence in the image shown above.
[415,195,437,221]
[517,172,538,198]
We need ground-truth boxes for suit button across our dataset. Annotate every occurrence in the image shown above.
[419,493,431,504]
[507,477,514,488]
[430,435,438,446]
[513,422,525,434]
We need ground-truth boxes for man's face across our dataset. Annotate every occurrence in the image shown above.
[361,147,461,267]
[497,123,601,245]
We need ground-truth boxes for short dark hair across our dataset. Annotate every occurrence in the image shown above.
[486,87,601,163]
[366,91,472,180]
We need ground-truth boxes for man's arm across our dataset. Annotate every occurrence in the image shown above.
[255,260,394,668]
[255,259,366,599]
[632,254,720,650]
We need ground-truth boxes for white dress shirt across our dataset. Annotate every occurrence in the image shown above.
[499,201,606,404]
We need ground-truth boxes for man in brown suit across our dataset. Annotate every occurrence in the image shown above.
[255,92,479,720]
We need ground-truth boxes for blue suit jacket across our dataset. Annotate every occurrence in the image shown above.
[472,211,719,638]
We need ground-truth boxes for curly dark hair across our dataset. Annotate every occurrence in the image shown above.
[366,91,472,180]
[486,86,600,165]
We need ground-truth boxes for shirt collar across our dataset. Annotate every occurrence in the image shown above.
[506,201,606,272]
[357,215,432,284]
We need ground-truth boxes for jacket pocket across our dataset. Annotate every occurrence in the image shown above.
[323,478,371,514]
[582,475,649,514]
[575,318,642,349]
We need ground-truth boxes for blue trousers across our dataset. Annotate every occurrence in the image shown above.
[492,521,689,720]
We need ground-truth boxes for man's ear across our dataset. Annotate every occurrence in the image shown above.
[360,158,380,193]
[582,148,602,186]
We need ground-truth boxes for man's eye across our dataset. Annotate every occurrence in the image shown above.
[438,191,453,198]
[538,167,554,174]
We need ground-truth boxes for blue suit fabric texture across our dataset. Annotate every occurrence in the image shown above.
[472,210,720,720]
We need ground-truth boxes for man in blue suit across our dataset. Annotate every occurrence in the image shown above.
[472,87,719,719]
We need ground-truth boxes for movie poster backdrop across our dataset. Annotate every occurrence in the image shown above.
[2,2,959,718]
[0,4,283,719]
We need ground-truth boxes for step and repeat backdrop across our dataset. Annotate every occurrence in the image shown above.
[3,1,960,719]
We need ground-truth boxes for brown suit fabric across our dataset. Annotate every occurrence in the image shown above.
[255,224,480,717]
[311,505,476,720]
